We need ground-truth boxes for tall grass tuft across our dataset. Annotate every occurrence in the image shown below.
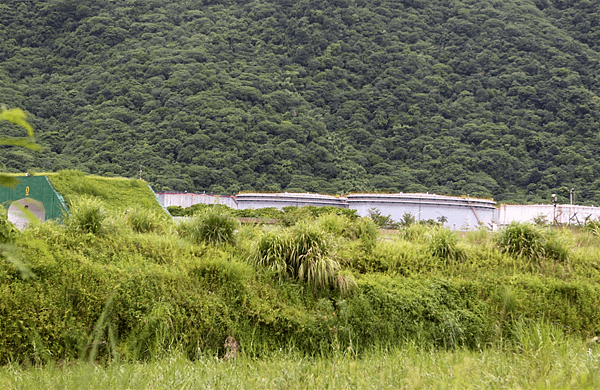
[179,211,238,246]
[250,223,344,291]
[68,197,107,235]
[250,228,292,280]
[427,227,465,262]
[335,270,358,297]
[126,207,170,234]
[496,222,569,263]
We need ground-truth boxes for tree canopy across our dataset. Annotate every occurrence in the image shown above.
[1,0,600,204]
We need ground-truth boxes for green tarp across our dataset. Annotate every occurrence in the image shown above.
[0,176,69,224]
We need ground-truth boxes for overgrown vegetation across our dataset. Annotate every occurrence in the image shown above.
[1,200,600,369]
[2,336,600,389]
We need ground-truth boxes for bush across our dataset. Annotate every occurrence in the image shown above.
[398,223,430,243]
[368,208,400,229]
[167,205,185,217]
[353,218,379,252]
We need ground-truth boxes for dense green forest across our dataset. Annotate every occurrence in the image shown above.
[1,0,600,204]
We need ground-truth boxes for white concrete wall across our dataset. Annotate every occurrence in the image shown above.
[350,202,494,230]
[498,204,600,225]
[235,193,345,210]
[158,192,600,229]
[156,193,237,209]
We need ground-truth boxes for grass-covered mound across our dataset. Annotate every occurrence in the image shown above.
[1,203,600,365]
[45,170,166,214]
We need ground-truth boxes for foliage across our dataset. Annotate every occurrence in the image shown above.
[178,210,238,246]
[3,0,600,203]
[166,205,185,217]
[67,196,108,235]
[367,208,400,229]
[427,227,465,262]
[0,106,41,188]
[126,207,170,234]
[0,206,18,244]
[496,222,569,263]
[399,213,417,228]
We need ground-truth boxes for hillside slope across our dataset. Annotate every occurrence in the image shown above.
[1,0,600,203]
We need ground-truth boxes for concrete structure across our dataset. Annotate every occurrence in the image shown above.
[347,193,497,230]
[235,192,344,210]
[498,204,600,226]
[158,190,600,229]
[0,176,68,229]
[156,192,237,209]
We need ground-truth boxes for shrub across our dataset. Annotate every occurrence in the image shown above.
[68,197,107,234]
[316,214,379,253]
[368,208,400,229]
[316,213,352,238]
[167,205,185,217]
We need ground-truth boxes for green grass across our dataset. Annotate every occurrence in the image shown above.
[45,170,166,214]
[1,337,599,389]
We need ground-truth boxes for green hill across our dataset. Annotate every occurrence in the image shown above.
[1,0,600,204]
[45,170,166,213]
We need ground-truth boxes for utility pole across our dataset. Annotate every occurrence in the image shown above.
[552,193,558,224]
[570,187,575,205]
[139,165,143,180]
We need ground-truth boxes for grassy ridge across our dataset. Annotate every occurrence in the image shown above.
[1,203,600,365]
[45,170,166,214]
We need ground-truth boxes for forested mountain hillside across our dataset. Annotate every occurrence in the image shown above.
[1,0,600,204]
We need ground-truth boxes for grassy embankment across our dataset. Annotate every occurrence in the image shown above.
[0,173,599,386]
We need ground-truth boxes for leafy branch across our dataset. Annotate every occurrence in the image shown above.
[0,105,42,188]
